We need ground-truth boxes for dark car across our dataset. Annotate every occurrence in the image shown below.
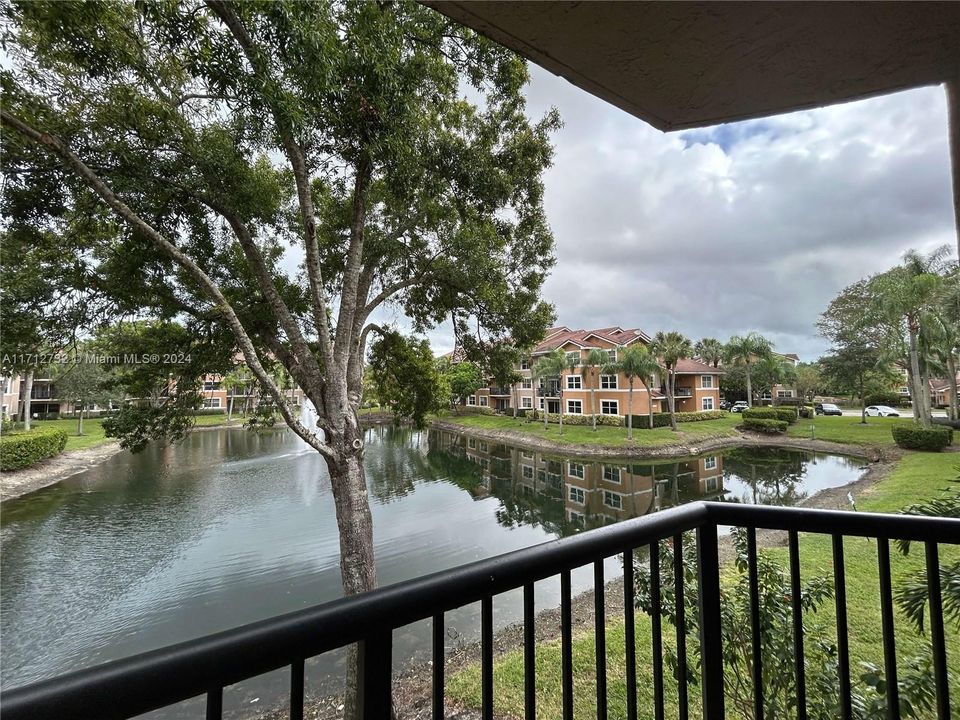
[815,403,843,416]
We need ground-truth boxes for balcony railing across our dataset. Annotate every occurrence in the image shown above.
[487,387,512,396]
[2,503,955,720]
[673,388,693,397]
[536,385,560,398]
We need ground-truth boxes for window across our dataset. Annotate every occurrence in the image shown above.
[700,375,714,389]
[599,374,618,389]
[521,450,534,459]
[548,474,562,490]
[569,511,584,526]
[539,398,544,409]
[467,395,476,406]
[603,491,622,509]
[468,438,477,449]
[522,465,534,479]
[568,462,585,479]
[522,378,532,389]
[203,380,222,391]
[566,375,582,390]
[605,349,617,363]
[777,390,793,398]
[565,351,580,366]
[601,400,619,415]
[569,486,585,504]
[704,456,717,470]
[567,399,582,414]
[521,359,529,370]
[521,397,533,408]
[602,465,621,483]
[203,397,221,408]
[479,396,488,406]
[479,442,488,452]
[706,477,719,493]
[702,397,714,411]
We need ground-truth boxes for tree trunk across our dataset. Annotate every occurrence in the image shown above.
[668,369,678,432]
[859,373,867,424]
[77,407,83,435]
[558,389,564,436]
[646,377,655,431]
[626,382,634,440]
[590,383,597,432]
[949,354,959,422]
[542,388,548,429]
[22,370,33,431]
[228,394,234,423]
[907,328,931,427]
[745,364,753,407]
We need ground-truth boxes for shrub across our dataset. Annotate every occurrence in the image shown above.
[932,417,960,430]
[529,411,623,427]
[864,391,901,408]
[631,410,728,429]
[742,417,788,434]
[512,408,528,418]
[460,405,495,416]
[742,407,779,420]
[891,425,952,451]
[0,426,69,471]
[774,407,798,424]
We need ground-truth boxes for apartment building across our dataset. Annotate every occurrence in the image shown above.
[464,325,722,418]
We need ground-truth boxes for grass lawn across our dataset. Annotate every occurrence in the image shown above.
[30,413,236,451]
[786,414,911,447]
[447,451,960,718]
[436,412,743,449]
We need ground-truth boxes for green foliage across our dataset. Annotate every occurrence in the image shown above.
[743,417,789,434]
[743,407,797,424]
[0,425,68,470]
[694,337,724,367]
[460,405,496,416]
[863,391,903,407]
[891,425,953,451]
[368,332,446,428]
[632,410,728,429]
[440,359,485,409]
[528,411,623,427]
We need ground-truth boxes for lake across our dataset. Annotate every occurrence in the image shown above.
[0,424,867,717]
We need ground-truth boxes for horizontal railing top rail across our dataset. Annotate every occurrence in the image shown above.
[2,502,957,720]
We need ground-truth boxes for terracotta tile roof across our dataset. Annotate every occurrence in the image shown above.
[673,358,724,374]
[531,326,652,354]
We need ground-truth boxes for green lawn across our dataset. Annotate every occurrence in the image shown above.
[447,451,960,719]
[30,413,236,451]
[436,412,743,449]
[786,414,910,447]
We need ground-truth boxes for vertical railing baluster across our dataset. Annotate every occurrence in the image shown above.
[290,659,304,720]
[673,533,688,720]
[523,582,536,720]
[651,541,665,720]
[358,633,393,719]
[697,524,724,720]
[876,538,900,720]
[926,541,951,719]
[788,530,807,720]
[482,596,493,720]
[433,612,444,720]
[595,560,607,720]
[832,535,852,720]
[624,549,638,720]
[747,527,764,720]
[562,569,574,720]
[205,688,222,720]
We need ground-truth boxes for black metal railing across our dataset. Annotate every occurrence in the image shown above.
[487,387,512,396]
[2,502,956,720]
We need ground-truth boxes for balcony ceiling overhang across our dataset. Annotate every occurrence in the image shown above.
[424,1,960,131]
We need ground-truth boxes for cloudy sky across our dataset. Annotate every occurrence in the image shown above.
[419,66,956,361]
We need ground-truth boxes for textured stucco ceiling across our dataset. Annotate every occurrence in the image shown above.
[425,1,960,131]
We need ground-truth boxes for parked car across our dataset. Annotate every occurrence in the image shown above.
[815,403,843,416]
[719,400,732,411]
[730,401,749,413]
[865,405,900,417]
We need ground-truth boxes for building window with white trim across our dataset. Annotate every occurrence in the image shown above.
[602,465,621,483]
[203,397,221,408]
[539,398,544,410]
[603,491,622,509]
[600,374,618,389]
[522,378,532,389]
[479,396,488,406]
[566,375,582,390]
[468,438,476,449]
[521,359,529,370]
[565,351,580,366]
[777,390,793,398]
[702,397,714,411]
[467,395,476,406]
[568,462,584,479]
[479,442,488,452]
[567,399,582,414]
[601,400,619,415]
[521,397,533,409]
[704,456,717,470]
[700,375,713,389]
[569,486,585,504]
[606,349,617,363]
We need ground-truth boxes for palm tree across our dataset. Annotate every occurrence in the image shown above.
[613,344,661,439]
[694,338,724,368]
[651,331,693,431]
[580,348,609,432]
[724,332,773,406]
[532,349,568,434]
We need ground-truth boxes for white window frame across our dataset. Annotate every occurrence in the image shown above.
[700,375,714,389]
[568,462,585,479]
[521,464,534,479]
[521,397,533,409]
[569,486,585,504]
[606,349,617,363]
[602,465,621,483]
[203,397,222,409]
[565,351,580,366]
[702,397,714,411]
[600,374,618,389]
[520,359,529,370]
[777,390,793,398]
[704,456,717,471]
[706,476,719,493]
[479,396,488,407]
[603,490,623,510]
[468,437,477,449]
[600,400,619,415]
[467,395,476,406]
[521,378,532,389]
[479,441,488,452]
[538,398,544,410]
[566,375,582,390]
[566,399,583,415]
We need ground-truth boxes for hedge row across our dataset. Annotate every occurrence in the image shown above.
[891,425,953,451]
[742,407,797,424]
[461,405,496,416]
[0,427,69,471]
[529,411,623,427]
[742,418,788,434]
[630,410,728,429]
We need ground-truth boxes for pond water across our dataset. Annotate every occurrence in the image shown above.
[0,425,867,717]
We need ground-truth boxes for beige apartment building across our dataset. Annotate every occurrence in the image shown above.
[463,325,722,419]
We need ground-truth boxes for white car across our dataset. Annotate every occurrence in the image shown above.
[865,405,900,417]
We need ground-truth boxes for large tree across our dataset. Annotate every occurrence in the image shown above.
[2,2,558,713]
[612,344,659,439]
[651,331,692,431]
[724,332,773,406]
